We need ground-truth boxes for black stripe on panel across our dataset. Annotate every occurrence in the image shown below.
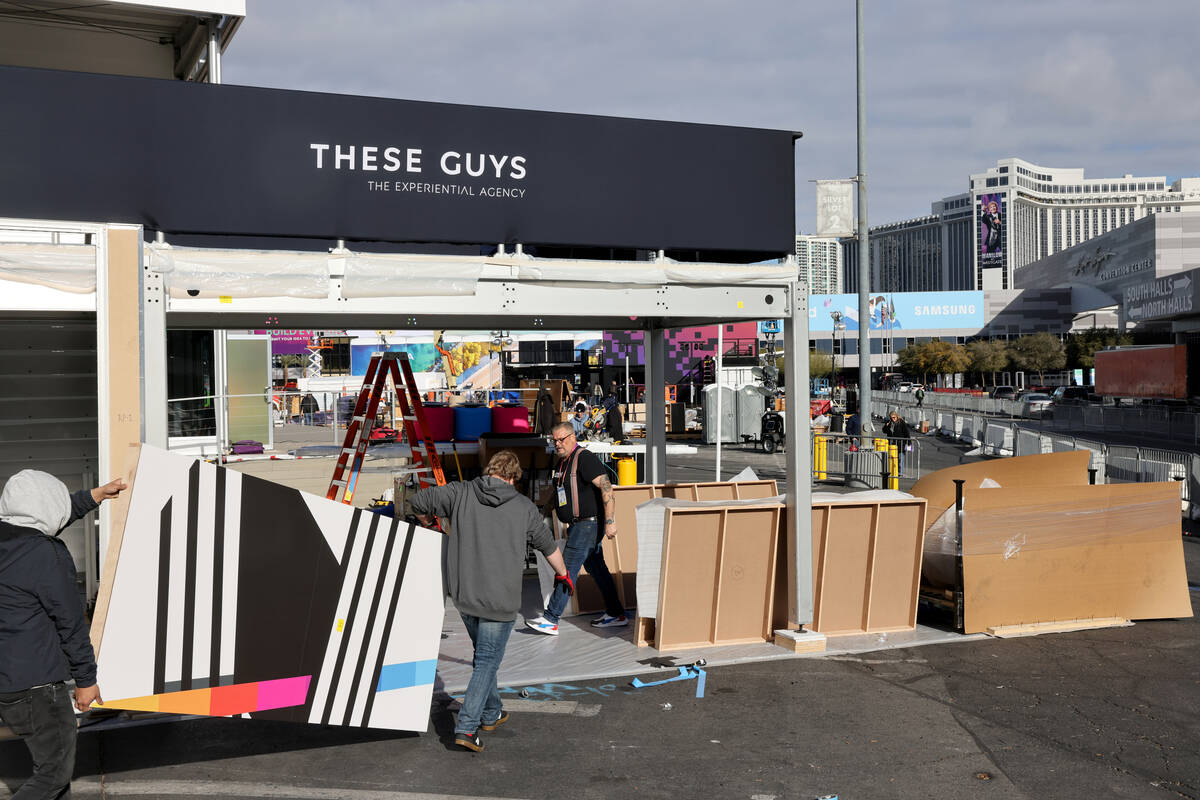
[360,522,417,728]
[180,461,200,691]
[341,518,400,726]
[209,466,226,687]
[153,498,172,696]
[320,511,379,725]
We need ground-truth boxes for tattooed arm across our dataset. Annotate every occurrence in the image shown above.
[591,472,617,539]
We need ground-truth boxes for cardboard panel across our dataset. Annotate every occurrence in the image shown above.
[865,503,926,631]
[809,505,874,634]
[692,483,739,501]
[808,499,926,636]
[655,509,723,650]
[962,482,1192,634]
[713,507,779,643]
[660,484,699,501]
[733,480,780,500]
[105,227,141,480]
[910,450,1090,532]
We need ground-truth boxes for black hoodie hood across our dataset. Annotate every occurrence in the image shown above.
[469,475,520,507]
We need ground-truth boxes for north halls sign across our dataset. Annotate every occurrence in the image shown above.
[0,66,797,256]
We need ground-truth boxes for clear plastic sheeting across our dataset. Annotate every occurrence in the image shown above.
[498,255,797,286]
[342,254,482,298]
[812,489,914,504]
[147,243,330,299]
[0,243,96,293]
[923,478,999,587]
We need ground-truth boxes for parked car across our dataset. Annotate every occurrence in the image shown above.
[1052,385,1093,405]
[1020,392,1054,417]
[990,385,1016,400]
[897,382,914,393]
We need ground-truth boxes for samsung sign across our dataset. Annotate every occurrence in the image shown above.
[0,66,796,254]
[807,291,985,332]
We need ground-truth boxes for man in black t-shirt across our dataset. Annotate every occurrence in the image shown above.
[526,423,626,634]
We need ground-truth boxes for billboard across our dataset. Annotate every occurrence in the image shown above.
[0,66,795,256]
[807,292,984,332]
[979,193,1004,268]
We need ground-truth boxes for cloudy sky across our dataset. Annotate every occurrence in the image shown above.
[224,0,1199,233]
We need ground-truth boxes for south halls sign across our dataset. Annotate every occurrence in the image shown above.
[0,66,796,256]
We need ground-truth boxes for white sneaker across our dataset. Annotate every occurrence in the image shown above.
[525,615,559,635]
[590,614,628,628]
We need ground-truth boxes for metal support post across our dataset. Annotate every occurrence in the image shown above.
[783,281,813,626]
[715,324,723,480]
[646,325,667,484]
[141,238,168,449]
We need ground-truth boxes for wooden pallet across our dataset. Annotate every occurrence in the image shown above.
[986,617,1132,638]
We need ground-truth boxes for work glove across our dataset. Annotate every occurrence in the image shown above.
[554,573,574,596]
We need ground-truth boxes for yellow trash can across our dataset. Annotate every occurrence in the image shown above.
[617,457,638,486]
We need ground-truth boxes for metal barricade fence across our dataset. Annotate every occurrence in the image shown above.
[812,433,921,489]
[1139,447,1191,500]
[1072,437,1108,483]
[1103,444,1141,485]
[877,392,1198,515]
[1015,428,1045,457]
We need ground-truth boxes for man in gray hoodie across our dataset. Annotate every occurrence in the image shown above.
[0,469,125,799]
[410,449,569,753]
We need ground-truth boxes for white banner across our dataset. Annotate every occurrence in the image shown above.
[815,180,856,238]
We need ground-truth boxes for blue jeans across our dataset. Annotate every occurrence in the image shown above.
[456,614,514,735]
[544,519,623,624]
[0,681,76,799]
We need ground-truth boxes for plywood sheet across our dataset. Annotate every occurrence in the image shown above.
[910,450,1090,532]
[655,509,723,650]
[810,504,873,634]
[713,507,779,644]
[91,445,444,732]
[865,503,926,631]
[652,505,781,651]
[808,499,926,636]
[961,482,1192,634]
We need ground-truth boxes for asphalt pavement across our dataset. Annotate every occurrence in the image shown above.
[3,432,1197,799]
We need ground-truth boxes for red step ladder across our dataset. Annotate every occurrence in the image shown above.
[327,352,446,504]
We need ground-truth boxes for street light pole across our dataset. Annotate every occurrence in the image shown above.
[856,0,873,431]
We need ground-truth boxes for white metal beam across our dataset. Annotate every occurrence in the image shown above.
[784,280,813,626]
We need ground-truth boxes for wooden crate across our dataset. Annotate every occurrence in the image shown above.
[567,480,777,617]
[649,505,782,651]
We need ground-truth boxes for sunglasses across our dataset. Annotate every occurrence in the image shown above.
[552,433,574,444]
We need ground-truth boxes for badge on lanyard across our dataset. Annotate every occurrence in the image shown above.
[557,486,568,507]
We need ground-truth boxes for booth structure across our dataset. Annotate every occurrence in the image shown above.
[0,62,817,627]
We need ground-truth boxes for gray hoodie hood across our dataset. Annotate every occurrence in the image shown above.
[469,475,520,506]
[0,469,71,535]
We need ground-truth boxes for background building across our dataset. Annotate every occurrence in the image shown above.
[845,159,1200,294]
[796,234,843,294]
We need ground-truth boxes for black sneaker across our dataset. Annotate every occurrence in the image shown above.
[480,711,509,731]
[455,731,484,752]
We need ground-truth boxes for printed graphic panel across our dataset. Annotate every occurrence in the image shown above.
[95,445,443,732]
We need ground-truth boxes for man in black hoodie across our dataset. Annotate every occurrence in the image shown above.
[410,450,570,753]
[0,469,125,799]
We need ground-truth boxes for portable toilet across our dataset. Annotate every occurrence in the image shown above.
[735,384,768,444]
[702,384,737,444]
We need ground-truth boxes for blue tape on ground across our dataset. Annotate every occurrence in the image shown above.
[695,668,706,698]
